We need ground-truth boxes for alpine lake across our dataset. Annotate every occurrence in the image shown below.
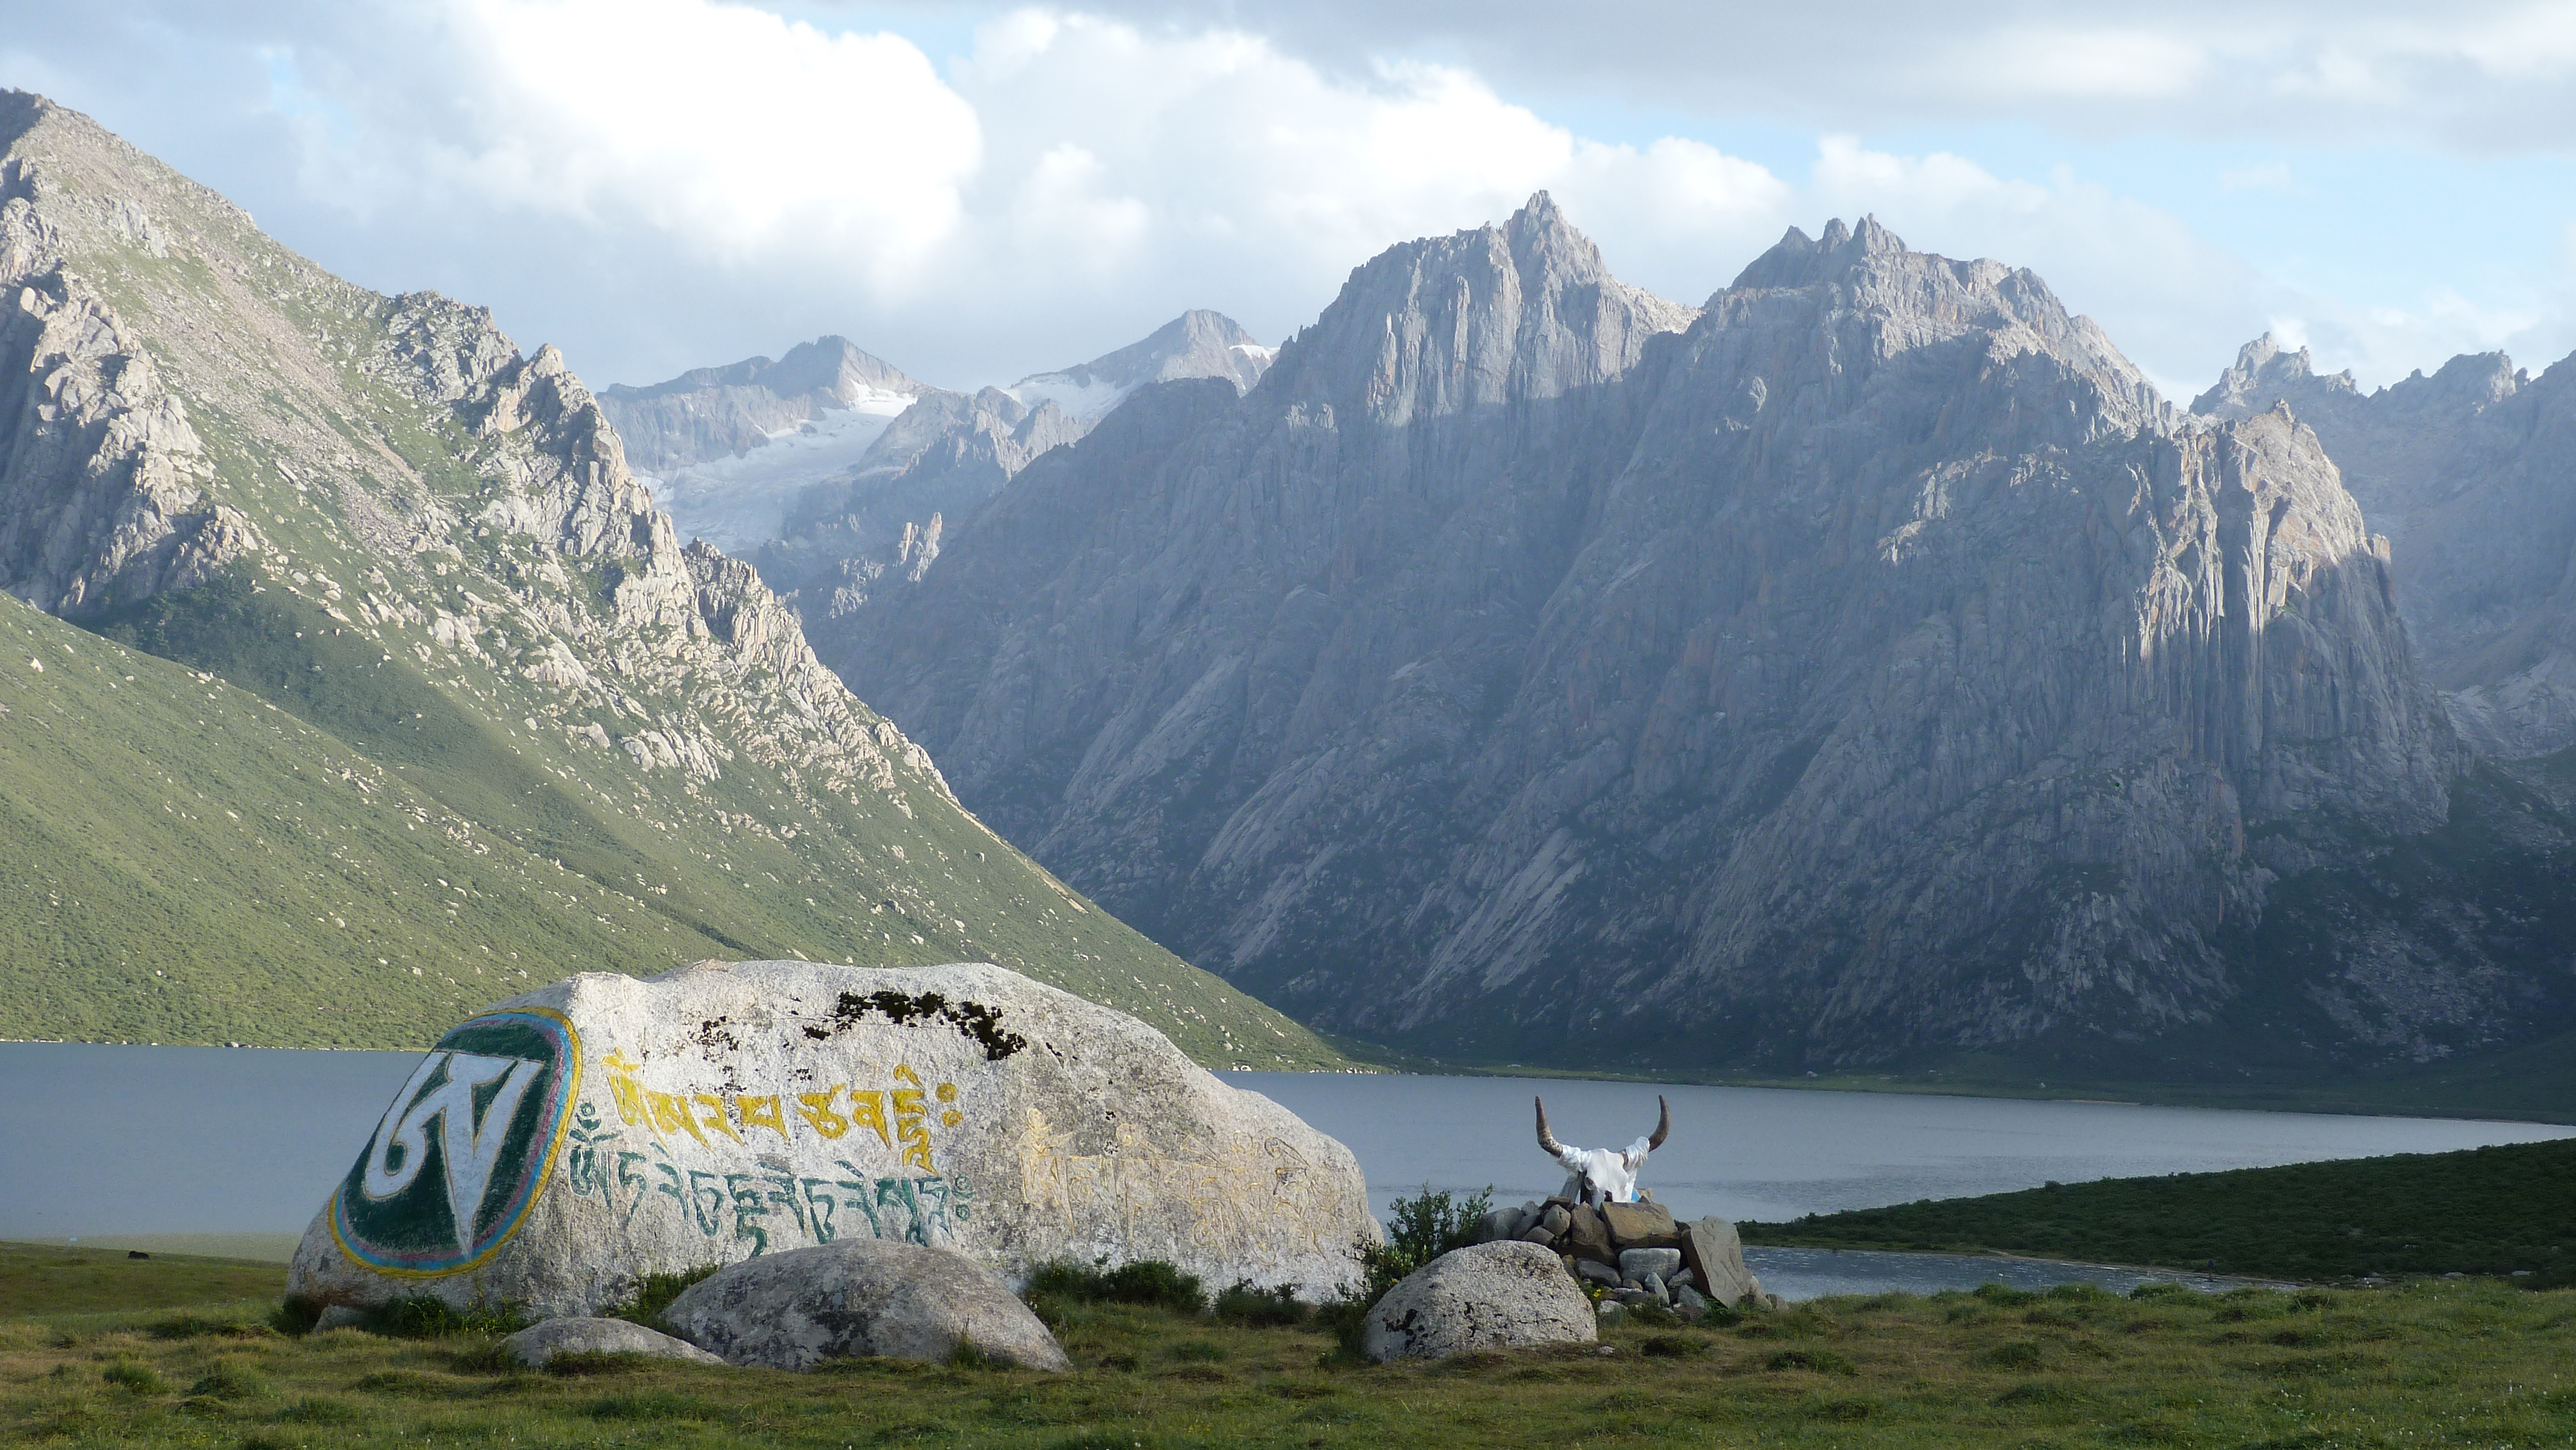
[4,1042,2566,1299]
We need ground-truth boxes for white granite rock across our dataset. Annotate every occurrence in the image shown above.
[501,1316,723,1368]
[286,961,1377,1318]
[1360,1240,1596,1362]
[661,1240,1067,1371]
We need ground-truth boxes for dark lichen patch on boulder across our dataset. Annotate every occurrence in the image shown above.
[804,989,1029,1059]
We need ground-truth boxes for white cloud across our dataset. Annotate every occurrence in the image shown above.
[277,0,982,286]
[1069,0,2576,151]
[1954,27,2211,101]
[2265,284,2558,390]
[4,1,2570,405]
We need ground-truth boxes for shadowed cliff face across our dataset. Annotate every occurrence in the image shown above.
[2194,334,2576,761]
[823,200,2471,1070]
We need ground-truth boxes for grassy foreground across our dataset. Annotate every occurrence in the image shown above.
[1742,1136,2576,1285]
[8,1243,2576,1447]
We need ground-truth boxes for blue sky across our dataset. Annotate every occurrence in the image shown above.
[5,1,2572,398]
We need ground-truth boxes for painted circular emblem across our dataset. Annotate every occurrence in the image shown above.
[329,1007,582,1276]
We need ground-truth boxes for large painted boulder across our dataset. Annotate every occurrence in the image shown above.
[286,961,1377,1318]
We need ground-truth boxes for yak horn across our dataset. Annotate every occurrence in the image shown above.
[1535,1096,1566,1157]
[1647,1095,1671,1151]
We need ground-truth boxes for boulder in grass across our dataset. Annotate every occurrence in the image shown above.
[286,961,1377,1319]
[662,1240,1069,1371]
[1681,1216,1761,1308]
[501,1317,723,1368]
[1360,1241,1596,1362]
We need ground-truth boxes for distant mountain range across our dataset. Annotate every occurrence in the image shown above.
[12,85,2576,1107]
[0,91,1334,1067]
[595,311,1271,612]
[804,199,2576,1093]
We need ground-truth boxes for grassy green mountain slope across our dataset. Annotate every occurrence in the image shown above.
[0,92,1337,1067]
[1745,1136,2576,1284]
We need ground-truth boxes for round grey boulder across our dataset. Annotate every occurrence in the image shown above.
[1360,1240,1596,1362]
[663,1240,1069,1371]
[501,1316,723,1368]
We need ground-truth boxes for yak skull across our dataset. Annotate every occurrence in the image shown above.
[1535,1095,1670,1207]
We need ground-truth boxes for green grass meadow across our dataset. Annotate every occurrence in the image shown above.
[0,585,1336,1067]
[7,1240,2576,1448]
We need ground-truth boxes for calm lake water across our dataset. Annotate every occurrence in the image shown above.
[4,1045,2564,1299]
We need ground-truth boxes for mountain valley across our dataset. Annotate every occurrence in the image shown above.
[0,91,1334,1065]
[8,83,2576,1105]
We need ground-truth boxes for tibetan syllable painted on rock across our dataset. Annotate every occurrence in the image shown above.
[286,961,1380,1318]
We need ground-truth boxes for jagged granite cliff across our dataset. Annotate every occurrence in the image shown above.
[756,311,1274,623]
[2194,334,2576,759]
[0,91,1337,1065]
[827,199,2499,1072]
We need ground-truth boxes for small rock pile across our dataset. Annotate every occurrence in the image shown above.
[1470,1197,1770,1322]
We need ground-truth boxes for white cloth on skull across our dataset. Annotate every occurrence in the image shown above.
[1551,1135,1654,1206]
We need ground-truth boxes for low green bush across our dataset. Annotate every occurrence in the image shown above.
[1213,1280,1310,1328]
[601,1265,723,1329]
[1355,1185,1493,1302]
[367,1294,529,1339]
[1023,1257,1207,1314]
[445,1339,517,1374]
[184,1367,272,1401]
[100,1360,165,1394]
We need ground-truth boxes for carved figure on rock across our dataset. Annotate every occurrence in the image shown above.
[1534,1095,1668,1207]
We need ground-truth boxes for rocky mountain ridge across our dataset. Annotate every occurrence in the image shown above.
[823,199,2517,1073]
[592,337,926,556]
[0,89,1336,1065]
[2191,333,2576,758]
[750,310,1275,625]
[1004,309,1273,420]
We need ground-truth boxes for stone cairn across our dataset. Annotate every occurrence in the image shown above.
[1468,1197,1769,1323]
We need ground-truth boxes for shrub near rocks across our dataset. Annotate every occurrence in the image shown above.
[1024,1257,1208,1315]
[1359,1184,1496,1299]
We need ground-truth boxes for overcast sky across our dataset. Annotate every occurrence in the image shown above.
[6,1,2574,399]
